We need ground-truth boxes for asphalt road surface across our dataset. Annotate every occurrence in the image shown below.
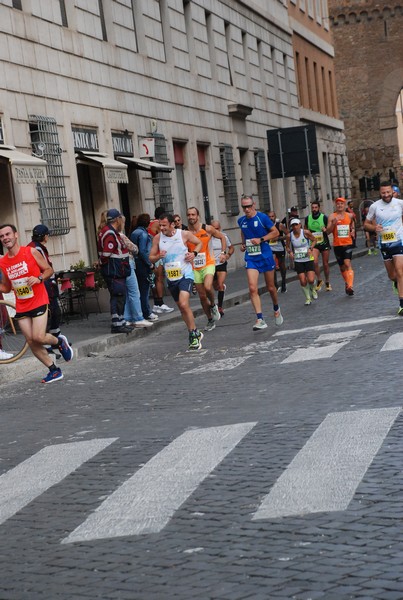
[1,253,403,600]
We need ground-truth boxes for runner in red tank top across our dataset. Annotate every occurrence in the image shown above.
[0,224,73,383]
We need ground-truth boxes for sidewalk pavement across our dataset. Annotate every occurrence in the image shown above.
[2,235,369,382]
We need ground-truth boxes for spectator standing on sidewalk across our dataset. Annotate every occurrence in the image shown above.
[119,220,153,329]
[131,213,159,323]
[97,208,133,334]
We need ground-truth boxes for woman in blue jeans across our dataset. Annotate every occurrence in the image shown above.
[130,213,157,321]
[120,228,154,328]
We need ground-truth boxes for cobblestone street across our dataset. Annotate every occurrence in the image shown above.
[1,254,403,599]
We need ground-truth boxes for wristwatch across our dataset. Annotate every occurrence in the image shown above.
[193,251,198,257]
[38,274,44,282]
[260,237,265,243]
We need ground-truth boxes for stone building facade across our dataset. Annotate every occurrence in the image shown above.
[289,0,350,210]
[0,0,348,269]
[328,0,403,199]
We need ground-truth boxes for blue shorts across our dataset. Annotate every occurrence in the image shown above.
[245,254,275,273]
[167,277,194,302]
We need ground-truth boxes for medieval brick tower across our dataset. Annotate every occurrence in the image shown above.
[328,1,403,198]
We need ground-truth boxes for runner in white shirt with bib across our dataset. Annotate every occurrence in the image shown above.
[365,181,403,315]
[149,213,205,350]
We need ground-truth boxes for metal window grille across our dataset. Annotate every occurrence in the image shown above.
[220,145,239,216]
[29,115,70,236]
[98,0,108,41]
[254,149,271,211]
[59,0,68,27]
[150,133,173,212]
[295,175,308,209]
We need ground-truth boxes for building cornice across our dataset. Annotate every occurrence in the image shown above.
[299,107,344,130]
[289,16,335,57]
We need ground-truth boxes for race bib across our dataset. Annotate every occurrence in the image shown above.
[193,252,206,268]
[246,239,261,256]
[381,227,397,243]
[294,247,309,260]
[313,231,324,244]
[11,277,34,300]
[337,224,349,238]
[165,261,182,281]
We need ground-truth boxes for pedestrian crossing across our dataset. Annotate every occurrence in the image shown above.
[0,408,400,543]
[181,316,403,373]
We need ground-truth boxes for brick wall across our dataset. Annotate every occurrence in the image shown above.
[328,1,403,198]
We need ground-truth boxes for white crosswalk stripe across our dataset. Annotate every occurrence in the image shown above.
[0,438,117,526]
[281,330,361,364]
[380,332,403,352]
[63,422,256,543]
[0,408,401,542]
[253,407,401,520]
[181,356,250,374]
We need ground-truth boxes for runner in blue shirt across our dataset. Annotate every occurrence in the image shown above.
[238,195,284,330]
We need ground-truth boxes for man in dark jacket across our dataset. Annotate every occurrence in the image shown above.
[97,208,132,333]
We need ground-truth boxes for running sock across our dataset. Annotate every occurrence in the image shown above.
[154,297,163,306]
[345,269,354,288]
[49,363,58,372]
[400,299,403,308]
[273,304,279,312]
[218,291,224,307]
[341,270,348,283]
[257,313,263,320]
[309,283,316,293]
[302,286,311,300]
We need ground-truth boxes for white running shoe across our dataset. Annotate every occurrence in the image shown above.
[253,318,268,330]
[0,349,13,360]
[210,304,221,322]
[154,304,174,313]
[274,309,283,326]
[305,299,311,305]
[205,319,216,331]
[134,319,153,328]
[147,312,159,321]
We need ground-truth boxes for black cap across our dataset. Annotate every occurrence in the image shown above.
[32,224,49,239]
[106,208,123,222]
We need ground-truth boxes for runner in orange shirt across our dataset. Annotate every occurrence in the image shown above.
[326,198,356,296]
[187,207,227,331]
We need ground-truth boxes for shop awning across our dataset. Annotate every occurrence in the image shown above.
[117,156,174,172]
[0,145,47,184]
[76,151,129,184]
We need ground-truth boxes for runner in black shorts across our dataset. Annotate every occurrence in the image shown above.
[267,211,287,293]
[305,201,332,291]
[211,220,234,317]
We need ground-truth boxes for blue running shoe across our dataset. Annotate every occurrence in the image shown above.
[57,334,74,362]
[41,368,63,384]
